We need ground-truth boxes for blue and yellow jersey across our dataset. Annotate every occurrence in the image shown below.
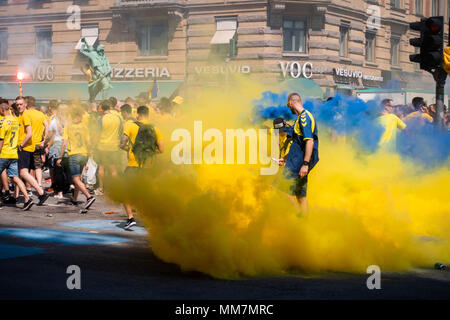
[0,116,20,159]
[285,109,319,178]
[293,109,318,142]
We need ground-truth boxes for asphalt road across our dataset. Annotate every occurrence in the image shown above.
[0,192,449,300]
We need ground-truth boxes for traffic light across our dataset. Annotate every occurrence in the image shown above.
[409,16,443,72]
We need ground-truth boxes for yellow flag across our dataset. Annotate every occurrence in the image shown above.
[443,46,450,75]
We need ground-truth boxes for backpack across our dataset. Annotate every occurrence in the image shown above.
[132,121,158,167]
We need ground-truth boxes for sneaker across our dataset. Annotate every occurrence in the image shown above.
[27,190,33,198]
[4,196,17,204]
[1,191,11,202]
[94,188,104,196]
[37,193,50,206]
[70,199,79,206]
[124,218,136,230]
[23,199,34,211]
[84,197,96,210]
[54,194,64,200]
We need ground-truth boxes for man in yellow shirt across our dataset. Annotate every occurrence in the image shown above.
[25,96,49,188]
[57,107,95,209]
[119,105,163,229]
[0,99,34,210]
[15,96,49,205]
[120,104,136,126]
[124,97,137,118]
[377,99,407,151]
[94,100,123,194]
[404,96,434,125]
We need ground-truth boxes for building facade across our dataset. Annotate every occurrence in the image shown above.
[0,0,448,101]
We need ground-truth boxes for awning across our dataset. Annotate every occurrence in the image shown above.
[210,30,236,45]
[0,81,183,102]
[336,84,354,90]
[75,27,98,50]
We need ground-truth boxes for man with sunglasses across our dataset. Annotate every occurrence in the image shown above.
[284,93,319,215]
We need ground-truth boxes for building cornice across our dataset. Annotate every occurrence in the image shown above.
[0,10,113,24]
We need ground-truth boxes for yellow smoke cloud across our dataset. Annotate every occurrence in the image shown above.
[106,77,450,279]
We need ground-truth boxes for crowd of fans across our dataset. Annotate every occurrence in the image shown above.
[389,97,450,129]
[0,94,176,229]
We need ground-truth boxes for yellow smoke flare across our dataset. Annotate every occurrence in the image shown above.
[106,77,450,279]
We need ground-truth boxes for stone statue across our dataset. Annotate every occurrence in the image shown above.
[80,38,113,102]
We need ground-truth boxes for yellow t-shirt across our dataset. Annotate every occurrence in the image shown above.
[27,108,47,147]
[82,112,90,127]
[111,109,124,122]
[98,112,122,151]
[18,110,34,152]
[63,121,90,156]
[378,113,407,146]
[123,119,162,168]
[0,115,20,159]
[404,111,434,124]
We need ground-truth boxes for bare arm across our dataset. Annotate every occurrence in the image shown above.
[303,139,314,163]
[56,139,67,166]
[157,140,164,153]
[40,120,49,147]
[120,134,129,151]
[299,139,314,178]
[46,129,55,148]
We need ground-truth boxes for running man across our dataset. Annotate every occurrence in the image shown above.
[16,96,49,205]
[0,99,34,210]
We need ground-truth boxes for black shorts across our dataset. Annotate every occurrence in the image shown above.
[18,150,35,171]
[33,145,45,170]
[290,175,308,198]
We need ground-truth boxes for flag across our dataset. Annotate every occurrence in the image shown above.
[148,79,158,100]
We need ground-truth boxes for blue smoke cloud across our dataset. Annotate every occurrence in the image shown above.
[252,91,450,166]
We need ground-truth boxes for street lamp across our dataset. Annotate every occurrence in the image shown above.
[16,71,24,96]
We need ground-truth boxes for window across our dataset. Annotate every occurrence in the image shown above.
[0,29,7,61]
[339,24,349,57]
[432,0,439,15]
[391,36,400,66]
[365,32,376,62]
[36,27,52,59]
[136,21,168,56]
[390,0,401,9]
[210,17,238,58]
[283,18,306,53]
[415,0,422,14]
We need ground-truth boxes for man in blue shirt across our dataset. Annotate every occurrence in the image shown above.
[283,92,319,214]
